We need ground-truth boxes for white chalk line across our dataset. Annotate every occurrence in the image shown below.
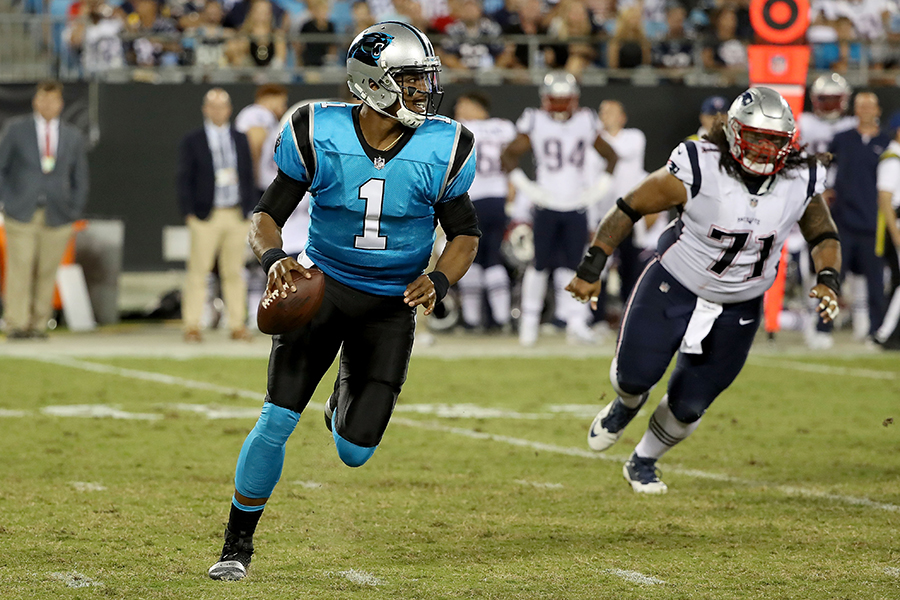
[390,418,900,513]
[330,569,385,586]
[747,356,899,381]
[48,571,103,588]
[604,568,666,586]
[22,356,900,513]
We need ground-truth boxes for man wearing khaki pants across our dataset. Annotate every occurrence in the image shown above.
[177,89,256,342]
[0,80,89,339]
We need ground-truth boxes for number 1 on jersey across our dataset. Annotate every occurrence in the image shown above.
[355,178,387,250]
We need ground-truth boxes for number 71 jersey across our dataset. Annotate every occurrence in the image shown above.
[660,140,826,304]
[273,103,476,296]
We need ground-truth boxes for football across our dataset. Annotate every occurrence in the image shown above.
[257,268,325,334]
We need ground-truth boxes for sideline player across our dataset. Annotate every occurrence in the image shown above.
[568,88,842,494]
[208,21,479,580]
[501,71,617,346]
[454,92,517,330]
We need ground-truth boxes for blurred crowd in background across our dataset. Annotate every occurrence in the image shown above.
[11,0,900,78]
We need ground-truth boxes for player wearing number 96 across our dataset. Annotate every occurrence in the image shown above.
[208,21,479,581]
[567,87,842,495]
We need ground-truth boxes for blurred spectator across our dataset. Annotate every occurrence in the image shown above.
[686,95,727,141]
[393,0,430,31]
[183,1,231,68]
[124,0,181,67]
[652,2,694,70]
[811,0,888,42]
[502,0,547,69]
[545,0,598,74]
[296,0,337,66]
[225,0,287,67]
[0,81,89,340]
[828,92,890,340]
[607,4,651,69]
[814,16,867,71]
[351,0,376,34]
[223,0,287,30]
[62,0,126,75]
[701,5,747,78]
[234,84,288,192]
[177,89,256,343]
[617,0,668,40]
[441,0,511,70]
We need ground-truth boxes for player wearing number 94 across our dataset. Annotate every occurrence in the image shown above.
[207,22,479,581]
[567,87,842,495]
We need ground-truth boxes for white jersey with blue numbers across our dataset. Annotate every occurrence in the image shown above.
[462,117,516,201]
[274,102,476,296]
[660,139,825,304]
[516,107,600,208]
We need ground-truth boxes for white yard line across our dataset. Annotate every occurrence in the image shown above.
[604,568,666,586]
[390,418,900,513]
[747,356,898,380]
[22,356,900,513]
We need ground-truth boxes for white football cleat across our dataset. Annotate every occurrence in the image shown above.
[622,454,668,494]
[587,394,647,452]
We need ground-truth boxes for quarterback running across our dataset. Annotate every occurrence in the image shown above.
[207,21,479,580]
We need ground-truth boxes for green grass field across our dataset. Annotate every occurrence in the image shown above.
[1,344,898,599]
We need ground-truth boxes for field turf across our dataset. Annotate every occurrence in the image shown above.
[0,342,898,599]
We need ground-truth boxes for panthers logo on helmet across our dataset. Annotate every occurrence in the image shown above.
[350,32,394,67]
[274,131,282,151]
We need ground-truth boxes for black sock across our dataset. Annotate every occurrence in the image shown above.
[227,503,264,539]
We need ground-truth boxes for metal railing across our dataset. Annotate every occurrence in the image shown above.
[0,13,893,87]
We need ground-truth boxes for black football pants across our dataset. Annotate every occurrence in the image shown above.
[265,273,416,447]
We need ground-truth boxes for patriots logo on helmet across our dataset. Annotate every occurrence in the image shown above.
[350,32,394,67]
[740,92,753,106]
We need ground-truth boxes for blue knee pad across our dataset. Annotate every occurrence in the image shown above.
[234,403,300,499]
[331,411,377,467]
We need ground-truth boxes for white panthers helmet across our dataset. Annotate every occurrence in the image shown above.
[810,73,851,122]
[346,21,442,128]
[724,87,797,176]
[540,71,580,121]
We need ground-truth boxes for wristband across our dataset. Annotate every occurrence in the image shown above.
[427,271,450,303]
[261,248,289,274]
[816,267,841,297]
[575,246,608,283]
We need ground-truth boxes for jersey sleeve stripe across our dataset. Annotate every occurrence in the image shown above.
[806,162,816,199]
[290,104,317,181]
[685,141,701,198]
[437,123,462,201]
[446,125,475,190]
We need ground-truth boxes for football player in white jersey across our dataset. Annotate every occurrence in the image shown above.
[567,87,842,493]
[501,71,618,346]
[798,73,856,155]
[454,92,517,330]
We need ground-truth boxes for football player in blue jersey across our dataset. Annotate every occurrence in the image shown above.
[208,22,480,581]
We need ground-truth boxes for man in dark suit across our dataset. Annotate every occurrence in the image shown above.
[177,88,256,342]
[0,80,89,339]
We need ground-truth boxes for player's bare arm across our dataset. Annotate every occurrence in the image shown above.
[798,193,843,323]
[593,135,618,174]
[566,167,686,308]
[406,193,482,315]
[405,234,479,315]
[500,132,531,173]
[250,171,310,298]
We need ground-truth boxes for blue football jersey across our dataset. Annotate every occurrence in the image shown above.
[274,103,476,295]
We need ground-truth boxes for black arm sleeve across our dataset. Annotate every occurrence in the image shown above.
[435,193,481,241]
[253,169,310,228]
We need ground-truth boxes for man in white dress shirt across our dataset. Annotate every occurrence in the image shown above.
[0,81,89,339]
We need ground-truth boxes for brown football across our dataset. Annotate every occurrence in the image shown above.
[257,268,325,334]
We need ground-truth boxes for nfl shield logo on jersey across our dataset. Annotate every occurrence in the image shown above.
[374,156,385,170]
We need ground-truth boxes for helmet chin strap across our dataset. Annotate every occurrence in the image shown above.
[366,76,426,129]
